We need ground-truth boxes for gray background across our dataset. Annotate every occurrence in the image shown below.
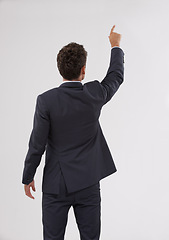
[0,0,169,239]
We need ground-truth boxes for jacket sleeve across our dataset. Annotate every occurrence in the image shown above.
[22,94,50,185]
[99,47,125,105]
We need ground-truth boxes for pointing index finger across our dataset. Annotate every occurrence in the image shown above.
[111,25,115,33]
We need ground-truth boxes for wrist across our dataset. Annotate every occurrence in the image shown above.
[111,45,120,48]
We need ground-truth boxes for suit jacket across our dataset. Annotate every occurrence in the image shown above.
[22,47,125,194]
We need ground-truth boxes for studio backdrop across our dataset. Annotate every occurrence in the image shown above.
[0,0,169,239]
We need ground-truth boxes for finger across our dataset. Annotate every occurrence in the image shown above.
[25,187,35,199]
[111,25,115,33]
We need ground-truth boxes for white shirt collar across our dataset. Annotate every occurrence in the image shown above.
[62,80,82,84]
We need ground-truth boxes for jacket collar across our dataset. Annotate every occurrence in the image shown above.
[58,81,83,88]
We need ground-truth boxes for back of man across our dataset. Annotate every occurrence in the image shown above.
[22,25,124,240]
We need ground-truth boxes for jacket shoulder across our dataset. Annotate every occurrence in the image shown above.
[38,87,59,98]
[83,80,104,101]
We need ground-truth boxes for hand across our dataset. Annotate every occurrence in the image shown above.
[24,179,36,199]
[108,25,122,48]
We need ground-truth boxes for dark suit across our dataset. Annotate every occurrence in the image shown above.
[22,47,124,240]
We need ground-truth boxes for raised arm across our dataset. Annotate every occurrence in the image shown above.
[100,25,124,105]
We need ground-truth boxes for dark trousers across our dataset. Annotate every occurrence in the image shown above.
[42,171,101,240]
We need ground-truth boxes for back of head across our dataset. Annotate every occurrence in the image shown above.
[57,42,87,80]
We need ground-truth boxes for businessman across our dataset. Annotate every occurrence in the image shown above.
[22,25,125,240]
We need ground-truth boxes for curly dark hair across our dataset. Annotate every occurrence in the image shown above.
[56,42,87,80]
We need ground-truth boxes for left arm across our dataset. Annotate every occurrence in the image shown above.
[22,94,50,198]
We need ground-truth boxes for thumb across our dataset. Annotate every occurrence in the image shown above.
[32,184,36,192]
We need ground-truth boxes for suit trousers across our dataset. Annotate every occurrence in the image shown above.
[42,170,101,240]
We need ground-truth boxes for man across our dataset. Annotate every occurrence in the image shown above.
[22,25,124,240]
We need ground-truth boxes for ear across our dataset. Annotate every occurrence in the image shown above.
[82,65,86,74]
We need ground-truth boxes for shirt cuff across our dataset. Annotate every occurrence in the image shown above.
[111,46,122,50]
